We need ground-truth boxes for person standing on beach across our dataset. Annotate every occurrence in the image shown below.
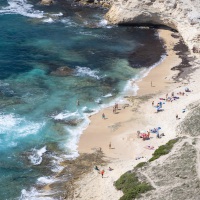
[109,142,111,149]
[102,113,105,119]
[113,106,115,114]
[100,170,105,178]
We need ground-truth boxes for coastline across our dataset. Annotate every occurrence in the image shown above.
[70,28,199,199]
[78,28,181,157]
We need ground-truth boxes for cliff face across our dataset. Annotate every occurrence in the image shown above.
[105,0,200,57]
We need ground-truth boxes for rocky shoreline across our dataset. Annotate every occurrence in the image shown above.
[105,0,200,57]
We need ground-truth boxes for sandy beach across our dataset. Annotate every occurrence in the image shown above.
[71,28,200,200]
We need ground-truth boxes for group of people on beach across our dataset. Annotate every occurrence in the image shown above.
[113,103,118,114]
[137,127,165,141]
[101,103,120,119]
[94,166,113,178]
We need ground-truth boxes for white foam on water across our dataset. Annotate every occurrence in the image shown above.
[50,158,65,173]
[122,79,139,96]
[49,154,66,173]
[51,12,63,17]
[52,110,79,120]
[60,17,79,27]
[102,93,112,98]
[95,98,102,104]
[37,176,57,185]
[17,121,45,137]
[42,17,54,23]
[28,146,46,165]
[0,0,44,18]
[0,113,21,133]
[20,187,55,200]
[98,19,113,29]
[82,106,94,113]
[0,113,43,139]
[75,66,103,80]
[63,114,91,159]
[0,0,64,23]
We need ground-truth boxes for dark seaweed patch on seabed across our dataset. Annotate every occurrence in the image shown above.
[171,37,195,81]
[128,29,166,68]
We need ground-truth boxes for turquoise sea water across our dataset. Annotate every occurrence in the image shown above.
[0,0,165,199]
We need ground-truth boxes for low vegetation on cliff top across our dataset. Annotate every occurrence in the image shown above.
[149,138,179,162]
[114,138,179,199]
[114,171,153,200]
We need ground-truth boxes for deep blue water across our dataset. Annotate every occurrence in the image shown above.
[0,0,165,199]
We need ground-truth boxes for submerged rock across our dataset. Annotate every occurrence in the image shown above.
[54,118,83,126]
[40,0,54,5]
[50,66,73,77]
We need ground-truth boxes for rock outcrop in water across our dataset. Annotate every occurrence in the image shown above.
[105,0,200,57]
[50,66,73,76]
[40,0,54,5]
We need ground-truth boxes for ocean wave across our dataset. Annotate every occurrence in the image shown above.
[42,17,54,23]
[0,0,44,18]
[63,115,90,159]
[20,187,55,200]
[98,19,113,29]
[37,176,57,185]
[75,66,103,80]
[102,93,112,98]
[50,155,65,173]
[52,110,79,121]
[60,17,79,27]
[0,113,45,137]
[28,146,46,165]
[122,79,139,96]
[95,97,102,104]
[0,0,64,23]
[0,113,20,132]
[82,106,94,113]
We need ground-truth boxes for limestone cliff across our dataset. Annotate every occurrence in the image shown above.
[105,0,200,57]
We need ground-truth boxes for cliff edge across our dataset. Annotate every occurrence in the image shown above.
[105,0,200,57]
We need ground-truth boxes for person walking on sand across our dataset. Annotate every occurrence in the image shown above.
[152,101,154,106]
[113,106,115,114]
[102,113,105,119]
[94,166,99,171]
[109,142,111,149]
[100,170,105,178]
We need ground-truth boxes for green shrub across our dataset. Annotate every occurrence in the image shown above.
[135,162,147,169]
[149,138,179,162]
[114,171,153,200]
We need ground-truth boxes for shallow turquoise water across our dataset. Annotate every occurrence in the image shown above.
[0,0,165,199]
